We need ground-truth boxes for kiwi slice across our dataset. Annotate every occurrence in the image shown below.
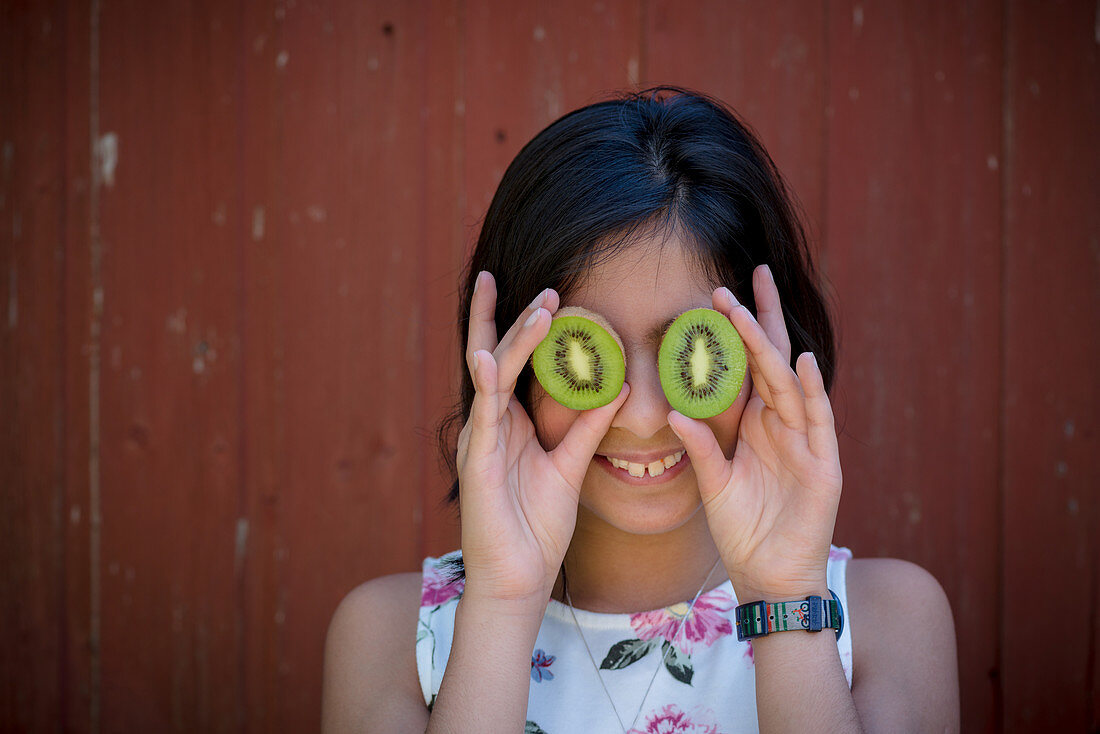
[532,307,626,410]
[658,308,747,419]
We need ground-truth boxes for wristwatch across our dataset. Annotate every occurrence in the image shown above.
[734,590,844,641]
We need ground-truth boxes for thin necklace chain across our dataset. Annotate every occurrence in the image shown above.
[561,556,723,734]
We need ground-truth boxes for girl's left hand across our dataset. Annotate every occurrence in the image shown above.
[668,265,842,603]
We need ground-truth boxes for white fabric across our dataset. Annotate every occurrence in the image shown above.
[415,547,854,734]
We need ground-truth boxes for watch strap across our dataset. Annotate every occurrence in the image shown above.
[735,590,844,641]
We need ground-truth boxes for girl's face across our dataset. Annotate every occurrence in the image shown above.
[530,231,752,536]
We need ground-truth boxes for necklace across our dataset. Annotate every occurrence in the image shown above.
[561,556,723,734]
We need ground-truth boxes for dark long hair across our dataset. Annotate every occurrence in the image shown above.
[438,87,836,506]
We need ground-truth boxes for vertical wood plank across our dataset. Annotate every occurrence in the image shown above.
[95,1,244,729]
[1001,1,1099,729]
[239,0,466,725]
[823,3,1003,732]
[463,0,642,224]
[643,0,828,249]
[0,1,68,729]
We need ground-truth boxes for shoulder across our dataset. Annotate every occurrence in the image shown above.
[845,558,960,732]
[322,572,428,733]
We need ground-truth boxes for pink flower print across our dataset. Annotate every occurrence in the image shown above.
[420,562,465,607]
[743,639,754,666]
[630,588,734,656]
[627,704,722,734]
[530,648,555,682]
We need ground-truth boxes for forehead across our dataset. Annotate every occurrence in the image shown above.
[565,233,715,338]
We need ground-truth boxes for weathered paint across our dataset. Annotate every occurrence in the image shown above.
[2,1,1097,732]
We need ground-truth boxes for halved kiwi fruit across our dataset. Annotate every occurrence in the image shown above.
[531,307,626,410]
[658,308,746,419]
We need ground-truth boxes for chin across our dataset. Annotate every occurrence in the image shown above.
[577,472,707,537]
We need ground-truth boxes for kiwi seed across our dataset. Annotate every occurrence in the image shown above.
[658,308,746,419]
[531,307,626,410]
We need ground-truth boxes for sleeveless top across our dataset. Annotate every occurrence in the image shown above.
[416,546,855,734]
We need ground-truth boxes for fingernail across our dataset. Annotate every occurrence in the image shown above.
[473,272,484,295]
[528,289,545,310]
[763,264,774,280]
[721,287,738,306]
[525,309,541,328]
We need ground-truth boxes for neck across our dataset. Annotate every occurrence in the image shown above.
[553,504,725,613]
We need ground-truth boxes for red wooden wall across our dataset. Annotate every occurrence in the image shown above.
[2,1,1097,731]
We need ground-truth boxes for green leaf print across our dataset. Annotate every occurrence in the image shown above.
[524,721,549,734]
[661,640,694,685]
[599,638,657,670]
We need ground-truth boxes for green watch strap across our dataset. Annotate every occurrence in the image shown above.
[734,590,844,641]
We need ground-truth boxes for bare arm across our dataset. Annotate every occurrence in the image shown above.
[322,573,428,733]
[848,558,959,733]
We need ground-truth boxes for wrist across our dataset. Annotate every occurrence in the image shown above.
[727,571,829,604]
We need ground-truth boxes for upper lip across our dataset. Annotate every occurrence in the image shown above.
[595,449,685,464]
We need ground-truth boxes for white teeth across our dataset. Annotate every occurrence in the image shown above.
[607,451,686,477]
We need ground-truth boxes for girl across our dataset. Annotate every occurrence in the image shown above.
[322,88,959,733]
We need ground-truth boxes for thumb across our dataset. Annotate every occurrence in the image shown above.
[550,383,630,488]
[667,410,732,502]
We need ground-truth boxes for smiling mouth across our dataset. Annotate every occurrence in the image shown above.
[598,450,687,479]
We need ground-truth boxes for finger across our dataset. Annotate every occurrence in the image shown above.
[796,351,839,460]
[465,350,501,462]
[713,286,773,405]
[549,383,630,488]
[728,304,807,431]
[466,272,499,377]
[667,411,733,503]
[754,265,792,364]
[493,290,560,411]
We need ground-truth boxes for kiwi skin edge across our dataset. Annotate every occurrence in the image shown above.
[530,307,626,411]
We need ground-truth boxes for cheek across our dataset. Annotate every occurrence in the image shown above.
[529,385,580,451]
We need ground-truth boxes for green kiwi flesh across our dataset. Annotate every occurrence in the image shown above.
[532,307,626,410]
[658,308,746,419]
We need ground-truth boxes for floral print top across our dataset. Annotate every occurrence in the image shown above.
[415,546,855,734]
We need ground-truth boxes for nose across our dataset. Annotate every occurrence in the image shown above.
[610,346,671,440]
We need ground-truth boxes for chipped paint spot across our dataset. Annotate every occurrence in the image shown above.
[253,34,267,53]
[934,70,945,82]
[192,355,205,373]
[212,202,227,226]
[95,132,118,188]
[235,517,249,573]
[852,5,863,30]
[454,98,466,116]
[274,609,286,625]
[306,205,327,222]
[93,286,103,309]
[110,345,121,369]
[848,86,860,101]
[1055,461,1068,477]
[533,25,546,41]
[987,155,998,170]
[109,562,119,575]
[7,265,16,329]
[1064,420,1075,438]
[1068,497,1079,515]
[366,56,379,71]
[166,307,187,334]
[129,366,141,380]
[70,505,81,524]
[252,206,265,240]
[276,50,289,68]
[627,57,639,85]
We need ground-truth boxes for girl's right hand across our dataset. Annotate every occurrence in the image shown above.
[456,271,629,606]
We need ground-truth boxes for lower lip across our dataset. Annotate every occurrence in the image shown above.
[593,454,692,486]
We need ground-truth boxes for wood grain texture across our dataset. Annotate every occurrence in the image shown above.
[822,3,1004,731]
[1001,0,1099,730]
[3,1,1098,731]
